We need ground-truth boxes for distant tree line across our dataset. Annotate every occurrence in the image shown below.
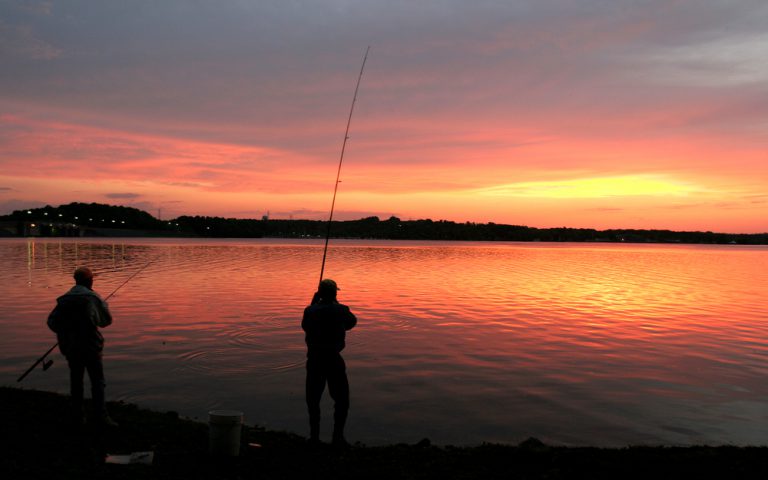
[3,202,766,244]
[178,215,767,244]
[2,202,166,235]
[5,202,163,229]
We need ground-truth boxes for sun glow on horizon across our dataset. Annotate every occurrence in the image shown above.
[474,175,704,199]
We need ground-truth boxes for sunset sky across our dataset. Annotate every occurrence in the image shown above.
[1,1,766,232]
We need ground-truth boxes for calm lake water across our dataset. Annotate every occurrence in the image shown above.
[1,238,767,446]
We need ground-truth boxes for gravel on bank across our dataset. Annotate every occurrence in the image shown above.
[1,386,766,479]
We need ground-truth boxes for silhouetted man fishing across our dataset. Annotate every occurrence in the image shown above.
[47,266,117,427]
[303,278,357,446]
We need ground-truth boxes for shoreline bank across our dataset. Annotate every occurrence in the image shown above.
[2,386,766,479]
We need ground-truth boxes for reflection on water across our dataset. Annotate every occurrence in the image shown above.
[1,238,767,446]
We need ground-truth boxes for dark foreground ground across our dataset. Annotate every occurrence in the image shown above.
[2,387,766,479]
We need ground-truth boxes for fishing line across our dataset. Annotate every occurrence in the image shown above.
[102,259,153,303]
[17,259,155,382]
[318,46,370,285]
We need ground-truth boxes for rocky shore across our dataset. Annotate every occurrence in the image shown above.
[2,386,765,479]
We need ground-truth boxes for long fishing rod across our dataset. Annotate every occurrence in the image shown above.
[319,46,370,285]
[17,260,154,383]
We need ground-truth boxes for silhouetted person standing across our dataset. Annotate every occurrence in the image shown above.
[47,266,117,427]
[302,278,357,446]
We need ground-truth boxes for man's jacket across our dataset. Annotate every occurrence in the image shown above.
[47,285,112,356]
[302,301,357,355]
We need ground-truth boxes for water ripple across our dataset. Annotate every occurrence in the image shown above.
[2,238,767,446]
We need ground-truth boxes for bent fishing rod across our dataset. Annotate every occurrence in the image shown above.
[319,46,370,285]
[17,260,154,383]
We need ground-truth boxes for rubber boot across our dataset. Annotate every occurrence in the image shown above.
[332,415,348,448]
[309,416,321,445]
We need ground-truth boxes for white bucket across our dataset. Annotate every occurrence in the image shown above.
[208,410,244,456]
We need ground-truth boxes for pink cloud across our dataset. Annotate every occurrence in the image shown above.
[1,1,766,232]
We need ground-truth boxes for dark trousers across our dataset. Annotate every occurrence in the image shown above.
[67,352,106,417]
[305,352,349,441]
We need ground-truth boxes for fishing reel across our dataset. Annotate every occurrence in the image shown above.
[17,348,56,382]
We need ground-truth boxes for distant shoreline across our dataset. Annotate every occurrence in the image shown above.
[2,202,766,244]
[3,234,768,248]
[3,225,767,245]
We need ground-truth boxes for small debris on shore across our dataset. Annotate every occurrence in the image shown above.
[2,386,766,479]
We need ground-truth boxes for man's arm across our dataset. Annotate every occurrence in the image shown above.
[47,303,61,333]
[343,306,357,331]
[98,300,113,328]
[301,306,312,332]
[91,296,112,328]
